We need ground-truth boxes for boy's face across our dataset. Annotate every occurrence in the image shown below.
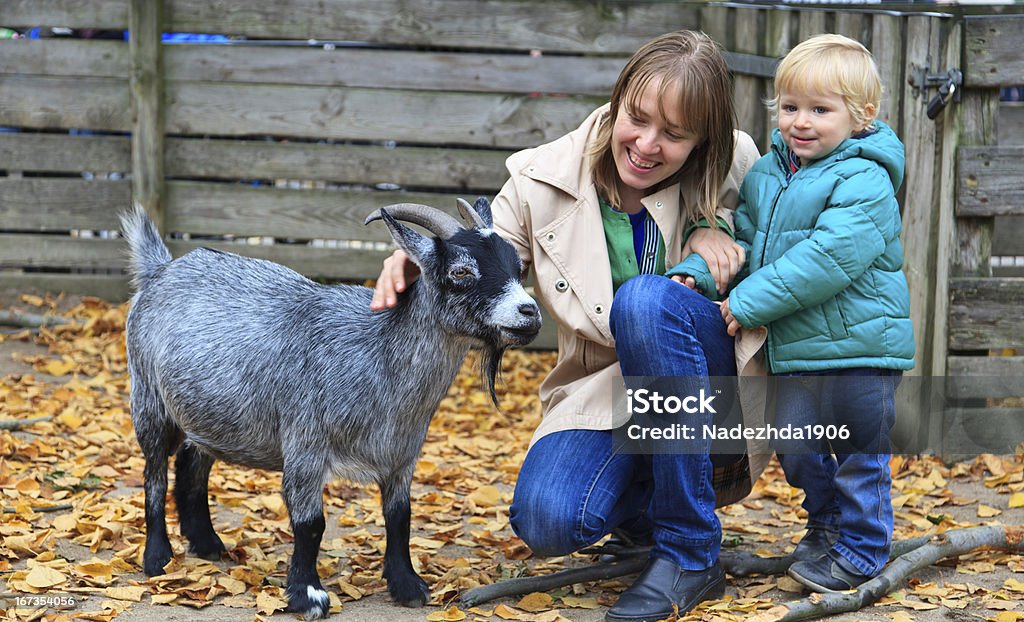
[777,89,864,162]
[611,78,701,197]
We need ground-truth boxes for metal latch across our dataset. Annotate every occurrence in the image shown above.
[909,66,963,120]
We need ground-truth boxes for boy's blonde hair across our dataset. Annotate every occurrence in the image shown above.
[769,34,881,130]
[588,30,736,227]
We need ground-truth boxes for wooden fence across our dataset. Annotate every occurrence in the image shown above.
[1,1,1022,454]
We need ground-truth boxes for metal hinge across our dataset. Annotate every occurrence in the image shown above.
[909,65,963,120]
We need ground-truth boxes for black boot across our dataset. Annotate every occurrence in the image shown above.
[605,557,725,622]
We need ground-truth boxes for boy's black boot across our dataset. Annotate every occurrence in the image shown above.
[605,557,724,622]
[791,526,839,562]
[788,550,873,593]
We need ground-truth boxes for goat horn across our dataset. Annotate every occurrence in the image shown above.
[456,198,487,229]
[364,203,463,239]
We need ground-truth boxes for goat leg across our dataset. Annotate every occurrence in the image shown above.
[141,453,174,576]
[133,399,182,577]
[174,443,225,560]
[282,468,330,620]
[380,475,430,607]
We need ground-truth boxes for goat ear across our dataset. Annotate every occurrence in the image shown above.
[380,209,435,268]
[472,197,493,228]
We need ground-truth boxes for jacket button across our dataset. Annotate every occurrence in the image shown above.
[595,304,604,314]
[555,279,568,292]
[545,232,556,242]
[655,201,663,209]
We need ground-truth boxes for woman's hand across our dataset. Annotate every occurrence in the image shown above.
[681,227,745,295]
[720,297,742,337]
[369,249,420,311]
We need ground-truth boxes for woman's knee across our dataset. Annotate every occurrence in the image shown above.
[509,491,584,557]
[610,275,706,339]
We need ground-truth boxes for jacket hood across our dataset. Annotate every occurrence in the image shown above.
[770,119,905,192]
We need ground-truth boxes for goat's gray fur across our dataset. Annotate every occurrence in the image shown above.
[122,199,540,619]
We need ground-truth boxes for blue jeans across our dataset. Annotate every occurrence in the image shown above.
[510,275,736,570]
[772,368,901,576]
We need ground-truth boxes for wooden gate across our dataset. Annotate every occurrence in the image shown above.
[1,1,1021,454]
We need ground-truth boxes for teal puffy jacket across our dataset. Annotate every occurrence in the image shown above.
[674,120,915,373]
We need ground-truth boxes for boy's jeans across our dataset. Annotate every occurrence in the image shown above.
[510,275,736,570]
[772,368,901,576]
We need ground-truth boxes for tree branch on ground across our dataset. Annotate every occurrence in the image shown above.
[460,525,1022,617]
[0,416,53,430]
[0,308,72,329]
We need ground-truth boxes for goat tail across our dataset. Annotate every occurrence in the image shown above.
[120,202,172,291]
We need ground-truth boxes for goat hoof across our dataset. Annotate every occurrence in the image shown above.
[286,584,330,620]
[388,573,430,607]
[188,536,226,561]
[142,545,173,577]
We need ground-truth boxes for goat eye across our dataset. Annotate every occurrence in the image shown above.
[449,267,471,280]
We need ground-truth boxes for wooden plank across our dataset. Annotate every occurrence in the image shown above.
[948,277,1024,350]
[0,37,624,97]
[947,356,1024,399]
[733,8,766,154]
[870,14,904,131]
[899,14,945,379]
[130,0,166,225]
[0,179,129,231]
[958,146,1024,217]
[0,273,130,302]
[0,234,126,269]
[162,46,625,96]
[940,407,1024,456]
[797,10,827,41]
[929,19,962,379]
[166,138,512,191]
[0,133,130,173]
[993,216,1024,257]
[0,76,129,132]
[165,181,465,240]
[761,9,795,150]
[0,233,394,281]
[0,39,127,78]
[834,11,867,45]
[1002,102,1024,146]
[955,91,1000,278]
[164,0,700,53]
[165,82,603,149]
[0,0,129,29]
[964,16,1024,88]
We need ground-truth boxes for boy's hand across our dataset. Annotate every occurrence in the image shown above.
[720,297,742,336]
[670,274,698,290]
[370,249,420,311]
[682,228,745,294]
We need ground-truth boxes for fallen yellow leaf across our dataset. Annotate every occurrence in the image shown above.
[1009,492,1024,508]
[26,565,68,588]
[978,504,1002,518]
[516,592,554,612]
[467,485,502,508]
[426,606,467,621]
[255,589,287,615]
[103,586,147,601]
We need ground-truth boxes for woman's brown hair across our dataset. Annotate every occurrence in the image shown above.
[588,30,736,226]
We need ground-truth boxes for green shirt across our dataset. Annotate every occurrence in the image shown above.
[599,197,666,293]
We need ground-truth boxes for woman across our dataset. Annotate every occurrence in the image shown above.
[372,30,769,621]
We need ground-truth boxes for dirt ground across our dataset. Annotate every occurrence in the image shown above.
[2,289,1022,622]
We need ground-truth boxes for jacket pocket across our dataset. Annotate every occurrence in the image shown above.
[822,297,850,340]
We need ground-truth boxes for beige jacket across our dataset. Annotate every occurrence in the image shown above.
[491,105,771,501]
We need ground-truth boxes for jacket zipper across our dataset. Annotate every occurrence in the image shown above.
[762,144,791,372]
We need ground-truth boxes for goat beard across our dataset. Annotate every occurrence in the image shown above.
[480,345,507,407]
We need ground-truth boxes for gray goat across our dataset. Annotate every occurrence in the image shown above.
[121,199,541,619]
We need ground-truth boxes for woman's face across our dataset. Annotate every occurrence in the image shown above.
[611,78,702,195]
